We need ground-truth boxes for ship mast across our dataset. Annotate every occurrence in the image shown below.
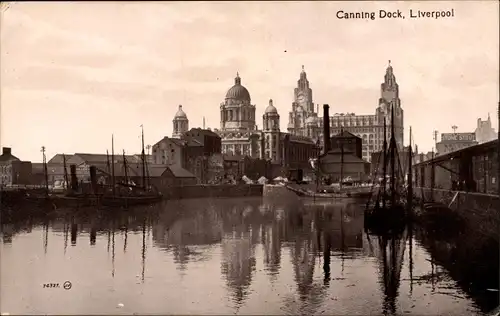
[123,150,129,185]
[382,118,388,208]
[63,154,69,190]
[407,127,413,206]
[111,134,116,196]
[140,125,147,189]
[41,146,49,196]
[340,126,344,190]
[389,104,396,206]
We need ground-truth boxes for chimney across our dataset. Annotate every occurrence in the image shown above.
[323,104,331,153]
[2,147,12,156]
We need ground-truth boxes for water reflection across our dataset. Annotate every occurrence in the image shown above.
[0,198,497,315]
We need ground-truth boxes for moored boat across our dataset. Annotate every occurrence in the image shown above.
[285,184,348,198]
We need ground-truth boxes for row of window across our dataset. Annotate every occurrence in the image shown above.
[221,108,255,122]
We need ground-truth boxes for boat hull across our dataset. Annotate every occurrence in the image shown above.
[285,185,348,198]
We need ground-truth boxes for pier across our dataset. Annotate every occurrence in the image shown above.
[412,139,499,240]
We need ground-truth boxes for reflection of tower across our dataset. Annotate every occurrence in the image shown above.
[262,220,282,281]
[283,211,328,315]
[290,220,316,299]
[172,105,189,138]
[152,201,224,272]
[220,228,257,306]
[220,202,260,307]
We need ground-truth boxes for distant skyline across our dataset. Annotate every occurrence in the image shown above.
[1,1,499,162]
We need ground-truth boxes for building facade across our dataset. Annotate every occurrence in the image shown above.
[475,114,497,144]
[436,132,478,156]
[152,137,187,167]
[172,105,189,139]
[287,62,404,162]
[183,128,222,156]
[211,73,318,170]
[0,147,32,186]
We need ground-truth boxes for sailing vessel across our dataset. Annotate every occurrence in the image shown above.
[99,127,162,207]
[364,105,409,235]
[23,129,162,209]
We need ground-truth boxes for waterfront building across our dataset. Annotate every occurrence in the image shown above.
[475,114,497,144]
[0,147,32,186]
[211,72,318,173]
[152,137,188,167]
[172,105,189,139]
[436,132,478,156]
[287,62,404,162]
[319,132,370,182]
[183,128,222,156]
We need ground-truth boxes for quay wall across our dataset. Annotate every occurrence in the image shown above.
[415,187,499,240]
[160,184,263,200]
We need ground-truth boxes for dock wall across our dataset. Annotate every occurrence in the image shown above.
[160,184,263,200]
[415,187,499,240]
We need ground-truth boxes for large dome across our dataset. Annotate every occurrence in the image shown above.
[225,73,251,102]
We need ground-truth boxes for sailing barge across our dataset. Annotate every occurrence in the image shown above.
[25,127,162,209]
[364,105,413,235]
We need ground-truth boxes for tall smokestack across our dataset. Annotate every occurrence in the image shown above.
[323,104,331,154]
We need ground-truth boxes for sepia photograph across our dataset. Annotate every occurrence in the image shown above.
[0,1,499,315]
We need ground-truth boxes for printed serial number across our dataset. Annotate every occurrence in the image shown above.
[43,283,60,288]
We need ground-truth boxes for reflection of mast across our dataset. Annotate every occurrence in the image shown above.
[408,224,414,295]
[90,222,96,246]
[112,223,115,278]
[378,232,407,316]
[323,230,331,286]
[107,230,111,253]
[71,220,77,246]
[123,221,128,253]
[340,208,345,275]
[141,219,147,283]
[63,222,69,254]
[43,221,49,254]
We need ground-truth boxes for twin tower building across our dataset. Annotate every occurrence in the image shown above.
[172,62,404,163]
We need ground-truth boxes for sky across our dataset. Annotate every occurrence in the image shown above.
[1,1,498,162]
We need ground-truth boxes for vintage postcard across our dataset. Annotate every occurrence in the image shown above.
[1,1,499,315]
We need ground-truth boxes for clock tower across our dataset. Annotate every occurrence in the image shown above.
[294,65,314,113]
[287,65,318,136]
[376,60,404,151]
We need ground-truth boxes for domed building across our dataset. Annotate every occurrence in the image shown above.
[214,72,318,170]
[172,105,189,138]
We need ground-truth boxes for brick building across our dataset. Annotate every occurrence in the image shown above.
[319,133,369,182]
[0,147,32,186]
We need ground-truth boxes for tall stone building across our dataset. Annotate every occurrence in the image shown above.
[287,61,404,162]
[213,73,318,168]
[287,66,320,141]
[172,105,189,138]
[475,113,497,144]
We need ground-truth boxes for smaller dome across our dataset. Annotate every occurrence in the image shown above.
[265,99,278,114]
[174,105,187,119]
[306,116,317,125]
